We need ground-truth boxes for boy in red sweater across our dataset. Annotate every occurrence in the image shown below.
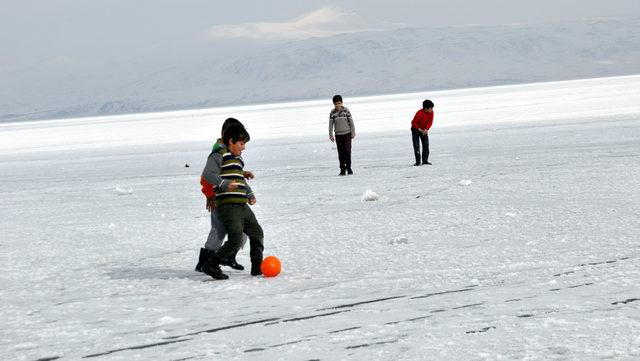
[410,99,434,166]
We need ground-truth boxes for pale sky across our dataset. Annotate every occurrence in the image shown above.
[1,0,639,69]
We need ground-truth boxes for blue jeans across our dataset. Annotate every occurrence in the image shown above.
[411,128,429,164]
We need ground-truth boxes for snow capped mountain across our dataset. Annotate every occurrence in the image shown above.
[1,17,639,122]
[207,6,403,40]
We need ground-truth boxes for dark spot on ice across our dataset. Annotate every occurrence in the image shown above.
[171,356,197,361]
[83,339,191,358]
[452,302,484,310]
[269,338,312,348]
[85,317,279,358]
[612,298,639,305]
[410,287,474,299]
[465,326,495,334]
[345,340,398,349]
[272,310,350,324]
[553,270,576,277]
[187,317,281,335]
[329,326,361,334]
[517,314,534,318]
[318,296,405,310]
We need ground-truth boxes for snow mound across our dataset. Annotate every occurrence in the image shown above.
[361,189,379,202]
[458,179,472,186]
[390,236,409,245]
[115,186,133,195]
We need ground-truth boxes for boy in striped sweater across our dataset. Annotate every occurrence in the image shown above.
[195,118,250,273]
[201,123,264,280]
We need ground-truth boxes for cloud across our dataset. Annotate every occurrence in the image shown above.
[208,6,404,40]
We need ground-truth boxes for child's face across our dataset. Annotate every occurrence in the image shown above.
[228,140,246,156]
[424,107,433,113]
[334,101,343,109]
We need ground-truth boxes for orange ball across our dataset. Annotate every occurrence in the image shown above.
[260,256,281,277]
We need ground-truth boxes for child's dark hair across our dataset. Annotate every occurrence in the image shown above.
[332,94,343,103]
[221,117,243,135]
[222,123,250,146]
[423,99,434,109]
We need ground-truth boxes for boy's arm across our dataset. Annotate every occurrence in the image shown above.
[328,112,335,142]
[201,153,233,192]
[243,170,254,179]
[346,109,356,137]
[411,111,420,130]
[200,176,217,212]
[425,112,434,131]
[242,168,257,204]
[245,182,256,205]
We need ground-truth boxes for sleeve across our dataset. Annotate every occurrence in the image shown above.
[201,153,230,192]
[200,176,215,199]
[425,112,434,131]
[328,111,335,136]
[411,110,420,129]
[346,109,355,133]
[245,182,255,201]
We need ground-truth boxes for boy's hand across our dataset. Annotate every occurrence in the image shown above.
[243,171,255,179]
[227,181,239,191]
[206,197,216,212]
[351,131,356,139]
[248,197,257,205]
[329,135,335,143]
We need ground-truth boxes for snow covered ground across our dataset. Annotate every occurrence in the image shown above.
[1,76,639,360]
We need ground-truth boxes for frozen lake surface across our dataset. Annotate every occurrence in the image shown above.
[1,76,639,360]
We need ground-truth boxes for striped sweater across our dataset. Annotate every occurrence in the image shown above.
[329,107,355,136]
[201,145,254,206]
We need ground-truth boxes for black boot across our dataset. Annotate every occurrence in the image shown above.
[251,259,263,276]
[221,253,244,271]
[347,167,353,175]
[202,255,229,280]
[195,248,214,273]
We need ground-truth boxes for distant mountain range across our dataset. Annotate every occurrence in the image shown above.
[2,17,639,122]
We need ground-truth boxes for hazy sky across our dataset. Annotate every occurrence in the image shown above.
[2,0,639,69]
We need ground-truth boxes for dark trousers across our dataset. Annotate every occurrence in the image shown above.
[411,128,429,164]
[215,204,264,263]
[335,133,352,171]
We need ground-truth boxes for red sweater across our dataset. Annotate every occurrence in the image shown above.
[201,176,215,199]
[411,109,434,131]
